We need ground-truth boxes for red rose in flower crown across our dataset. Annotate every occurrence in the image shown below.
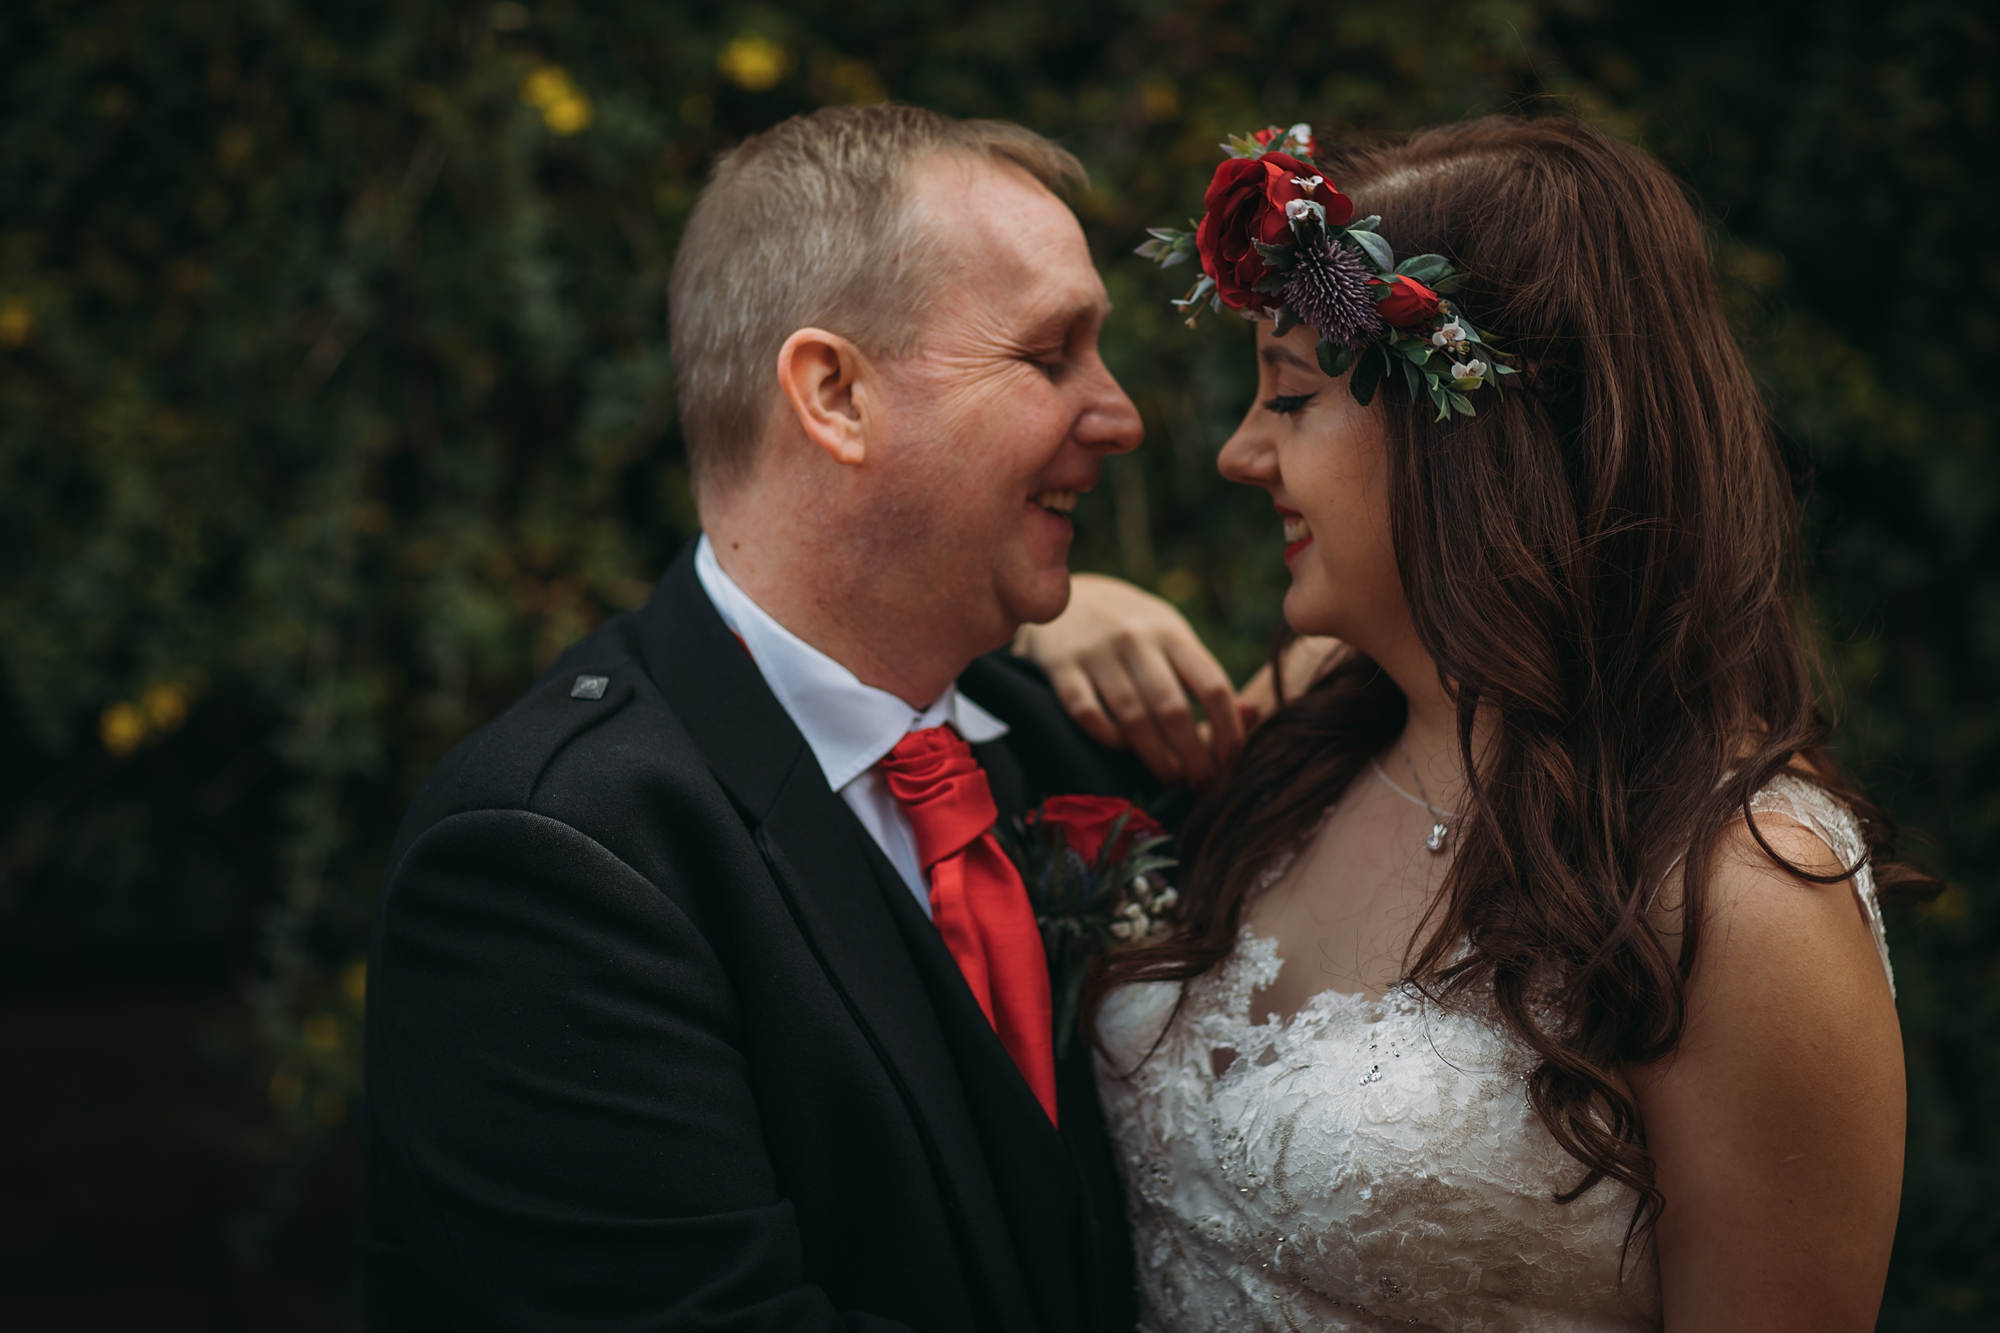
[1136,120,1516,421]
[1372,273,1442,329]
[1028,794,1167,866]
[1195,150,1355,310]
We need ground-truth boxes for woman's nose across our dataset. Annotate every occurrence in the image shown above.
[1217,420,1275,487]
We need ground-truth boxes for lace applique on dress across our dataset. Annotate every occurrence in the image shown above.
[1750,773,1894,995]
[1094,778,1890,1333]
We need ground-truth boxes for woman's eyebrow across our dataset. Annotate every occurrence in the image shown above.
[1260,344,1317,372]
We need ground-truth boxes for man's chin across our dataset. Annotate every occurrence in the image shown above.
[1004,565,1073,631]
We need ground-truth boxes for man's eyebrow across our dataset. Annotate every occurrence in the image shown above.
[1020,296,1109,345]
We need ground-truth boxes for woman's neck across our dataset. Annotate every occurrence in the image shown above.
[1389,664,1482,817]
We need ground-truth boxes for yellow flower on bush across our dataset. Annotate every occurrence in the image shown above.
[0,298,33,347]
[99,680,194,755]
[521,65,593,135]
[142,681,190,730]
[718,35,790,92]
[99,702,147,756]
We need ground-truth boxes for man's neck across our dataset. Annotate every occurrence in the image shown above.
[704,530,971,709]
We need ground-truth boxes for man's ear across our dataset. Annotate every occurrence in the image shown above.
[776,328,872,468]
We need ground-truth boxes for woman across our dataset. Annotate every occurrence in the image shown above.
[1018,117,1928,1330]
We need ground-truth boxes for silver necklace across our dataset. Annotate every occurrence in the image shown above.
[1370,737,1457,854]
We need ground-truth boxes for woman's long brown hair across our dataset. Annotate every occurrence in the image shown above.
[1092,116,1938,1245]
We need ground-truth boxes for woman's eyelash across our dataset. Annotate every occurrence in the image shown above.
[1264,392,1316,415]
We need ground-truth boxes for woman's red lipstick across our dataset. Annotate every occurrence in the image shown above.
[1277,505,1313,561]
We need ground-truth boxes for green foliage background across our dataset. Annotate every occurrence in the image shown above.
[0,0,1991,1321]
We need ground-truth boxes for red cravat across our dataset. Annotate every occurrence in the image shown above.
[879,726,1057,1124]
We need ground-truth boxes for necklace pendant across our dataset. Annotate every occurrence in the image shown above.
[1426,822,1449,854]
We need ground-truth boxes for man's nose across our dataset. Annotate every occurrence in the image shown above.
[1076,363,1143,455]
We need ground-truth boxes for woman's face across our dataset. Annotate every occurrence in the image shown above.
[1217,322,1412,659]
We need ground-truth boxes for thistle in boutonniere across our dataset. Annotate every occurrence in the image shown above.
[999,795,1177,1058]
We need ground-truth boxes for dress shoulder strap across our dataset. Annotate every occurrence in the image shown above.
[1748,773,1895,997]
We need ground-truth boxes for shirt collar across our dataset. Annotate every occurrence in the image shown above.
[694,535,1008,792]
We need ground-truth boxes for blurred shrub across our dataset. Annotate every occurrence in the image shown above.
[0,0,1991,1318]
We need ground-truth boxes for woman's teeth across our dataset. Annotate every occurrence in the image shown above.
[1283,514,1311,543]
[1034,489,1079,513]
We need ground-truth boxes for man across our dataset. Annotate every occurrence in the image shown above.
[361,105,1155,1331]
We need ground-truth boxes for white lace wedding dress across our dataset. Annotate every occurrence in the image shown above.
[1094,775,1895,1332]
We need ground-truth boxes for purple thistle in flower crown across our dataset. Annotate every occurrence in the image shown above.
[1283,239,1385,348]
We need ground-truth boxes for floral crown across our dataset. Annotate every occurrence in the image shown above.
[1138,123,1513,420]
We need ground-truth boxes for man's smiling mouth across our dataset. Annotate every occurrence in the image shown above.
[1033,489,1079,514]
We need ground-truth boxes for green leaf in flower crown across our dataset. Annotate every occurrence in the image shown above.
[1394,253,1453,285]
[1347,227,1395,272]
[1350,345,1385,406]
[1222,133,1264,158]
[1317,339,1358,378]
[1434,274,1464,294]
[1253,269,1290,295]
[1252,239,1297,267]
[1401,355,1422,397]
[1172,273,1216,305]
[1273,304,1303,337]
[1137,228,1196,269]
[1429,384,1450,421]
[1448,389,1476,416]
[1348,214,1382,232]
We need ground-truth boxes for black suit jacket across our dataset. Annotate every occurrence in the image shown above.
[360,542,1153,1332]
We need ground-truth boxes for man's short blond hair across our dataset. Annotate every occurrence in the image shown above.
[668,104,1087,495]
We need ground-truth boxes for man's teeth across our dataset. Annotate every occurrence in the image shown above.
[1283,514,1311,543]
[1034,489,1079,513]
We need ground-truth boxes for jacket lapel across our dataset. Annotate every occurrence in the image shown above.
[633,546,1042,1333]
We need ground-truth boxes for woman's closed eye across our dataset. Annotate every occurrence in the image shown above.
[1263,392,1317,416]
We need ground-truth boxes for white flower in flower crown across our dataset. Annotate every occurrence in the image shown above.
[1451,358,1488,381]
[1290,122,1312,142]
[1285,197,1326,225]
[1290,174,1324,192]
[1432,321,1465,347]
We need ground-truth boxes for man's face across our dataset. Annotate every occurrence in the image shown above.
[862,155,1142,651]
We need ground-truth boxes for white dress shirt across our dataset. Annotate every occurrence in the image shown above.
[694,535,1009,916]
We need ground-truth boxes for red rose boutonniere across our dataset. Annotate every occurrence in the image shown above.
[999,796,1177,1057]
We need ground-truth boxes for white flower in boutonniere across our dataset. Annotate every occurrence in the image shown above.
[997,795,1178,1058]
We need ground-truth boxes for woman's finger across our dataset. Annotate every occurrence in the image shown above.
[1119,635,1215,787]
[1087,646,1187,785]
[1165,635,1244,769]
[1044,658,1126,752]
